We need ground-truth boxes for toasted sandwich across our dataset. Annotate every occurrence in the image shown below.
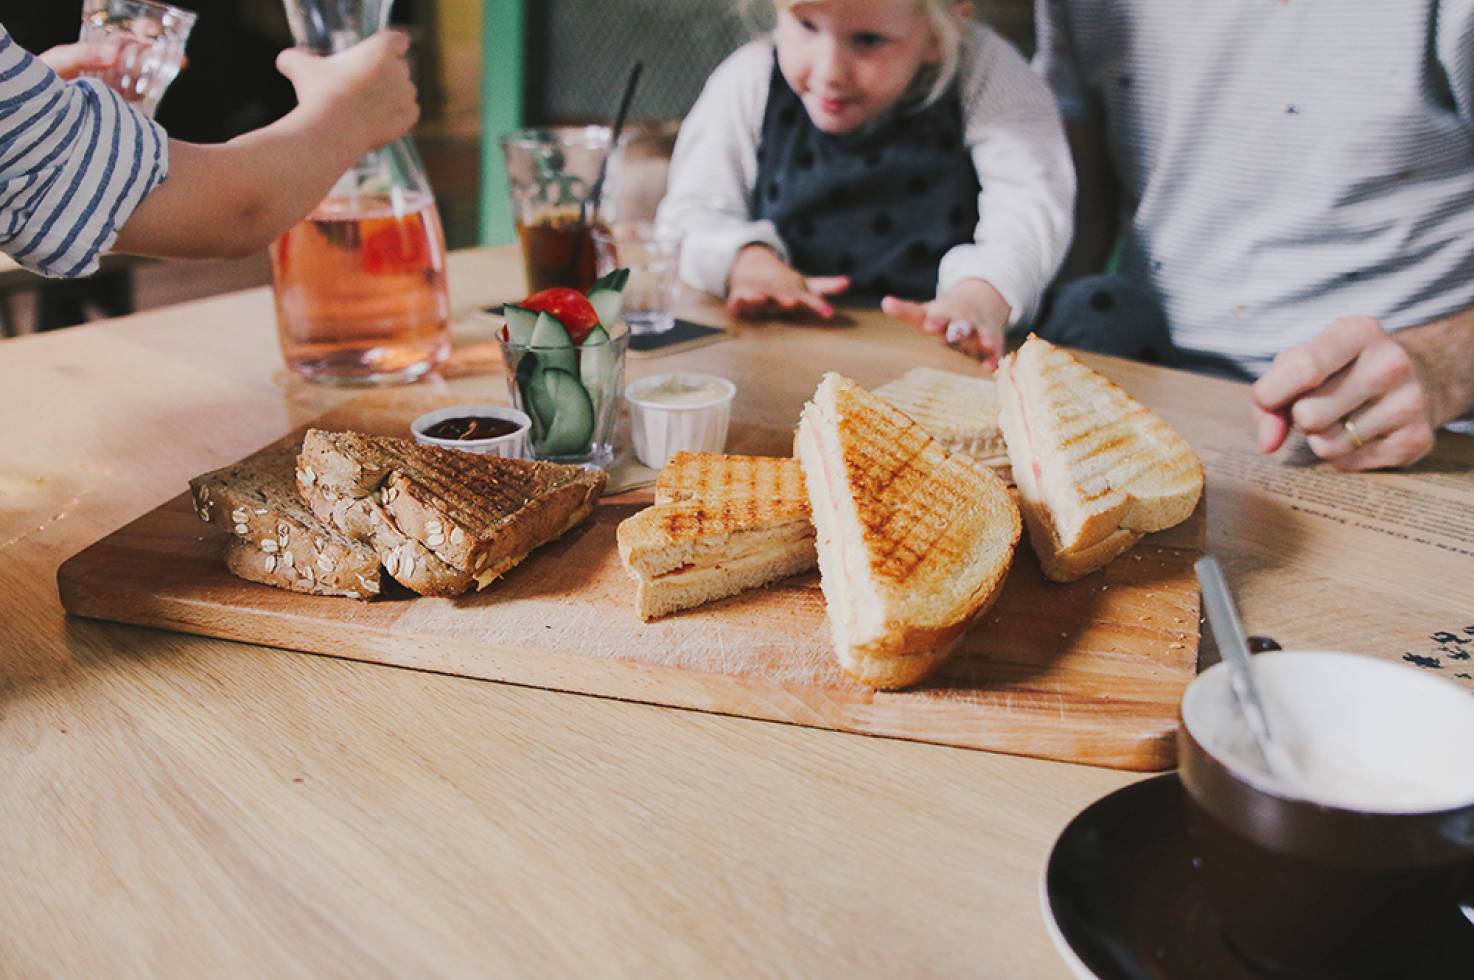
[996,336,1203,583]
[796,374,1021,689]
[617,452,816,621]
[873,367,1012,481]
[298,429,606,597]
[190,446,382,599]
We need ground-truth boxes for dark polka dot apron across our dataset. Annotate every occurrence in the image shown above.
[752,55,980,302]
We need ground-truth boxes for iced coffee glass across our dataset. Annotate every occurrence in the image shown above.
[500,127,613,294]
[79,0,197,118]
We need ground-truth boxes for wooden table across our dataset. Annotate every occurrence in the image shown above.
[4,246,1472,977]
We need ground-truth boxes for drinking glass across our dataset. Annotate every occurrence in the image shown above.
[497,323,628,469]
[78,0,197,118]
[500,127,613,293]
[592,223,681,336]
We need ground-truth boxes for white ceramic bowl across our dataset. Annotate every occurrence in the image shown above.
[410,404,531,458]
[625,372,736,469]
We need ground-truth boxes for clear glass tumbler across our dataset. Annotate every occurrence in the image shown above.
[500,127,613,294]
[592,223,681,336]
[497,322,629,469]
[78,0,197,118]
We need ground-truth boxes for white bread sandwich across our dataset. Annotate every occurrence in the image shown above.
[873,366,1012,481]
[996,336,1203,583]
[796,373,1021,690]
[617,452,816,621]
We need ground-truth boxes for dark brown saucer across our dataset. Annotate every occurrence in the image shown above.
[1042,774,1474,980]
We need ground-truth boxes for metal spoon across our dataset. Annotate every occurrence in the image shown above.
[1195,556,1302,784]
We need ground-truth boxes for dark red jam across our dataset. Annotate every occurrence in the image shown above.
[423,416,521,441]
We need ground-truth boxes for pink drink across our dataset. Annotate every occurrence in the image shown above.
[271,194,451,385]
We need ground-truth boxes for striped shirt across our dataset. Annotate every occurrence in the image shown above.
[1035,0,1474,380]
[657,21,1075,323]
[0,26,168,279]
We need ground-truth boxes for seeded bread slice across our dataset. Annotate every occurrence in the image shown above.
[297,478,474,597]
[298,429,607,593]
[189,447,382,599]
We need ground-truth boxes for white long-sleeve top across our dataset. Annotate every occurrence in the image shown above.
[655,21,1075,323]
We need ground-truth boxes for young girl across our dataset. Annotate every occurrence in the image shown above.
[656,0,1074,367]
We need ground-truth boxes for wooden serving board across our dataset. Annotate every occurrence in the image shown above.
[58,395,1204,771]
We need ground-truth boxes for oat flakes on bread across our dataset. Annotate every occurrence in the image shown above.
[995,336,1203,583]
[189,446,381,599]
[298,429,605,595]
[796,373,1021,690]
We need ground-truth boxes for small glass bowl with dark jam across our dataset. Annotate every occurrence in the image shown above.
[410,404,532,458]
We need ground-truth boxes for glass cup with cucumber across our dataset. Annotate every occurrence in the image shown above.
[497,269,630,468]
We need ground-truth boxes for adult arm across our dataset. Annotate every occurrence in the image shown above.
[114,31,417,260]
[1250,309,1474,470]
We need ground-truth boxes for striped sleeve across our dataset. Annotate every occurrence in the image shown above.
[0,27,169,278]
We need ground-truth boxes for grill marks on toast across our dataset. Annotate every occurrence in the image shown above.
[655,496,810,540]
[872,367,1005,453]
[656,452,808,507]
[831,386,974,587]
[1036,360,1199,503]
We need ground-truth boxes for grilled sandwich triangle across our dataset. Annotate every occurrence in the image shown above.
[797,373,1021,689]
[996,336,1203,582]
[617,453,817,621]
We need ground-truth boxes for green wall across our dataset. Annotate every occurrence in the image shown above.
[480,0,524,244]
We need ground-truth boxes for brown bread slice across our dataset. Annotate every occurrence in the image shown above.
[189,447,381,599]
[797,373,1021,689]
[299,429,606,593]
[296,480,473,597]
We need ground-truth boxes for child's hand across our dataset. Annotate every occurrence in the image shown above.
[276,30,419,155]
[726,244,849,319]
[38,40,124,82]
[882,278,1012,370]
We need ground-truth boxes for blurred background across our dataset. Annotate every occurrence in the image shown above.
[0,0,1032,334]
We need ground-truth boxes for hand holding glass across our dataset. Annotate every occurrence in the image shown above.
[79,0,197,118]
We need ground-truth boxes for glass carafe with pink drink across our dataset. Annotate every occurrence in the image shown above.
[271,0,450,386]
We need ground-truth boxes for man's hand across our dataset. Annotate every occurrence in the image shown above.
[1251,315,1445,470]
[725,244,848,318]
[881,277,1010,369]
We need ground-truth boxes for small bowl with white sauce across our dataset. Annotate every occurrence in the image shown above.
[624,372,736,468]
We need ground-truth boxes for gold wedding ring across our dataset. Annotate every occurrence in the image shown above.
[1343,417,1367,450]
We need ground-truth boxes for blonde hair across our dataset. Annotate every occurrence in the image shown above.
[756,0,967,109]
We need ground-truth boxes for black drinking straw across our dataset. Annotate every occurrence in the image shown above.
[583,61,644,224]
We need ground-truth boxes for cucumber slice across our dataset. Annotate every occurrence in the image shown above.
[587,268,629,327]
[579,324,614,418]
[515,353,552,440]
[529,311,577,375]
[589,268,629,294]
[540,368,596,456]
[502,304,538,345]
